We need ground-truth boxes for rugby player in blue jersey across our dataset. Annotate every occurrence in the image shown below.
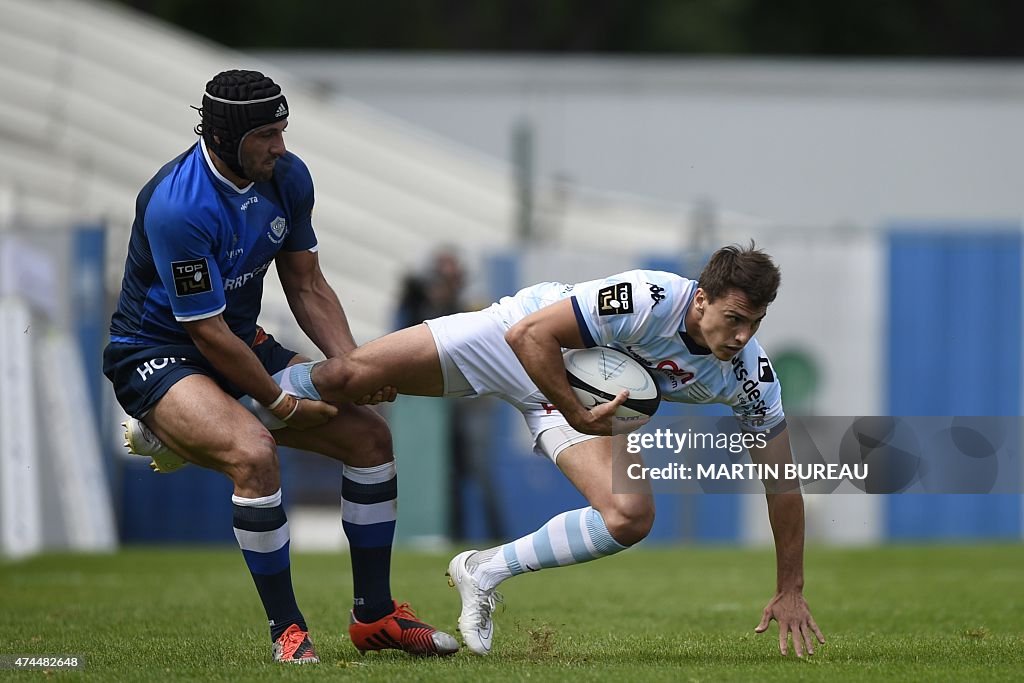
[103,70,457,664]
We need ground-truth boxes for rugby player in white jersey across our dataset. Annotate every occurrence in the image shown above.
[136,243,825,657]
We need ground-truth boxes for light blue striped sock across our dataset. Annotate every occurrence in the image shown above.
[239,362,322,429]
[282,362,321,400]
[474,507,628,591]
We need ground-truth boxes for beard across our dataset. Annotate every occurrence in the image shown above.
[241,155,276,182]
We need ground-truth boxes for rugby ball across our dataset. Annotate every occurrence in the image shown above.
[564,347,661,419]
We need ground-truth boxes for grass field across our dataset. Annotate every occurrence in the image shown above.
[1,544,1022,681]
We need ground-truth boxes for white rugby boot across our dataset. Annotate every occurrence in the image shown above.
[446,549,503,655]
[122,417,189,473]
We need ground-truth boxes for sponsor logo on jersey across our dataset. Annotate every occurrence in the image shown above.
[268,216,287,244]
[623,346,653,367]
[135,356,188,381]
[624,345,698,392]
[731,355,768,420]
[758,356,775,383]
[240,196,259,211]
[731,355,748,381]
[597,282,634,316]
[171,258,212,297]
[656,359,695,385]
[224,261,272,291]
[648,283,666,307]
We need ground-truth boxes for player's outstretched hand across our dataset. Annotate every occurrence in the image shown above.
[286,398,339,430]
[356,386,398,405]
[755,590,825,657]
[573,390,650,436]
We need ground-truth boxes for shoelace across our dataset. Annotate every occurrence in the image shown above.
[278,626,309,656]
[391,602,420,622]
[473,587,504,628]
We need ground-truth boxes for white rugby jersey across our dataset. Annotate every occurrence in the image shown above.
[492,270,785,432]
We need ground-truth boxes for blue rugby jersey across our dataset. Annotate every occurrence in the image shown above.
[110,141,317,346]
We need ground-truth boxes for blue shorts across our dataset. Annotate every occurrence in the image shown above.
[102,329,297,418]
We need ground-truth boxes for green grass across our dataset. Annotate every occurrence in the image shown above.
[1,545,1022,681]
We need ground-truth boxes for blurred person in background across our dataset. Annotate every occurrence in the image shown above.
[395,248,466,328]
[102,69,457,664]
[395,249,505,541]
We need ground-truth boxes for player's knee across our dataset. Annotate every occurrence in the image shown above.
[315,406,395,466]
[222,428,279,489]
[602,501,655,547]
[356,410,394,463]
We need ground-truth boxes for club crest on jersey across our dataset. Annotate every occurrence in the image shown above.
[268,216,287,243]
[686,381,714,401]
[597,283,634,316]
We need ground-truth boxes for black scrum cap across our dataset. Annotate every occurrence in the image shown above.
[196,70,288,177]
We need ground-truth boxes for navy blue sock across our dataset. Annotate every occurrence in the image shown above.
[341,463,397,623]
[232,490,306,641]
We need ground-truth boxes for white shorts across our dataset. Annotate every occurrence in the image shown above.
[424,307,599,462]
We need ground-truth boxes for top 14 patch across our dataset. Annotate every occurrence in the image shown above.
[597,282,634,315]
[171,257,213,297]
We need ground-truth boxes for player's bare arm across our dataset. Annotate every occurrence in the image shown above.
[183,315,337,429]
[276,250,396,404]
[275,249,357,357]
[505,299,632,436]
[748,426,825,657]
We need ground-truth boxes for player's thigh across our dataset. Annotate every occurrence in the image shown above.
[273,402,391,467]
[147,374,274,471]
[556,435,653,514]
[315,324,444,399]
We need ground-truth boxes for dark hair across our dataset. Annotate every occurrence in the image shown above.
[697,242,780,309]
